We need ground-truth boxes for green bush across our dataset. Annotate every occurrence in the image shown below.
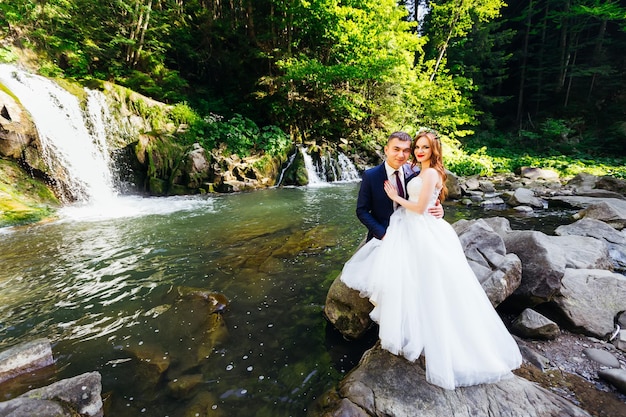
[0,47,18,63]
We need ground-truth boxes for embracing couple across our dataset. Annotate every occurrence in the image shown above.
[340,130,522,390]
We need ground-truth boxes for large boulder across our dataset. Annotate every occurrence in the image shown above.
[311,345,592,417]
[507,187,546,209]
[324,276,374,339]
[565,173,626,199]
[487,220,612,306]
[555,218,626,271]
[552,268,626,338]
[573,199,626,230]
[452,219,522,306]
[499,230,567,303]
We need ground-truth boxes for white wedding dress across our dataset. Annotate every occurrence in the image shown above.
[341,176,522,390]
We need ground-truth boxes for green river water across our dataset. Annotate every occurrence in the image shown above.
[0,183,577,416]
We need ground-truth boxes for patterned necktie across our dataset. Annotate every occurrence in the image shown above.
[394,170,405,198]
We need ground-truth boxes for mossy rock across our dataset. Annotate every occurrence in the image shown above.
[0,159,59,227]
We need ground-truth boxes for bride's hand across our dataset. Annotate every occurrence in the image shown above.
[384,180,398,201]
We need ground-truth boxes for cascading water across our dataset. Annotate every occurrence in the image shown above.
[0,64,117,203]
[337,153,360,182]
[299,146,361,185]
[300,146,325,185]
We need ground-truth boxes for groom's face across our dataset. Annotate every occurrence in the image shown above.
[384,138,411,170]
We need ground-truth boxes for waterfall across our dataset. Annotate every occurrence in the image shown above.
[275,150,298,187]
[337,153,360,182]
[300,147,325,185]
[299,147,360,185]
[0,64,117,203]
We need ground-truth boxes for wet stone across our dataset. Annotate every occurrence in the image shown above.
[582,348,621,368]
[598,368,626,395]
[167,374,204,399]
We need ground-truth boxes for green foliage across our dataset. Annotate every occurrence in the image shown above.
[0,47,18,63]
[4,0,626,161]
[0,159,59,227]
[38,60,64,77]
[169,102,201,126]
[258,125,292,156]
[180,112,291,157]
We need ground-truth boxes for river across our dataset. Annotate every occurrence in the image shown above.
[0,182,581,416]
[0,184,370,416]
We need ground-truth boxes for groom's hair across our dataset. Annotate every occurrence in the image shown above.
[388,131,412,143]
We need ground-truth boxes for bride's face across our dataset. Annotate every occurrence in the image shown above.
[413,137,432,164]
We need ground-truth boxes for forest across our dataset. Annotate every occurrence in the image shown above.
[1,0,626,176]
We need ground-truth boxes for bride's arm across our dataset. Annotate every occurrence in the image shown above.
[384,169,439,214]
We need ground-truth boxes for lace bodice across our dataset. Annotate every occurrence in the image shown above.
[406,176,441,207]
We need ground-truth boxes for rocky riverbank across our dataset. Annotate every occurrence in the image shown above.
[320,170,626,417]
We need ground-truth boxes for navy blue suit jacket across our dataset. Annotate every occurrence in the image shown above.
[356,163,418,241]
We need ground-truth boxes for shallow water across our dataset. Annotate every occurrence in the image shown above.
[0,184,578,416]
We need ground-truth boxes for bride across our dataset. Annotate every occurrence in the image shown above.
[341,129,522,390]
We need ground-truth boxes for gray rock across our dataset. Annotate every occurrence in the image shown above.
[521,167,560,181]
[547,195,623,210]
[0,371,103,417]
[512,309,560,340]
[480,197,506,206]
[553,268,626,338]
[464,176,481,191]
[501,230,566,302]
[598,368,626,395]
[548,234,612,271]
[508,187,546,209]
[518,344,551,371]
[556,218,626,271]
[0,398,67,417]
[582,348,621,368]
[445,171,462,200]
[566,172,599,193]
[595,176,626,196]
[514,205,534,213]
[573,199,626,230]
[0,338,54,384]
[0,91,37,159]
[453,219,521,306]
[317,345,591,417]
[479,180,496,193]
[324,275,374,339]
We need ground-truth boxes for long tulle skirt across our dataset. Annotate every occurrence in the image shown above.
[341,209,522,390]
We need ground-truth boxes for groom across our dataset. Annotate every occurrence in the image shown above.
[356,131,444,241]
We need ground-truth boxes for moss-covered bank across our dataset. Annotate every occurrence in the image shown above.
[0,159,59,227]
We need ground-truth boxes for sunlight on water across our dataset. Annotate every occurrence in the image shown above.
[56,195,217,222]
[0,185,370,417]
[0,183,586,417]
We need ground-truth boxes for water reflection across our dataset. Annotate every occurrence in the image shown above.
[0,184,579,416]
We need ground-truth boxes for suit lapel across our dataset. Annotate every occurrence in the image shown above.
[403,164,419,182]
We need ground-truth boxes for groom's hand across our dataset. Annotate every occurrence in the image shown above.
[428,200,444,219]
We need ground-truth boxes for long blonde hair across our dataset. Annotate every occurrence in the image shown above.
[411,130,448,202]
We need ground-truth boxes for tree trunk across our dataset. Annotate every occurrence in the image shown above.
[430,0,463,81]
[564,35,579,108]
[534,0,549,115]
[516,0,532,127]
[588,18,607,100]
[557,0,571,90]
